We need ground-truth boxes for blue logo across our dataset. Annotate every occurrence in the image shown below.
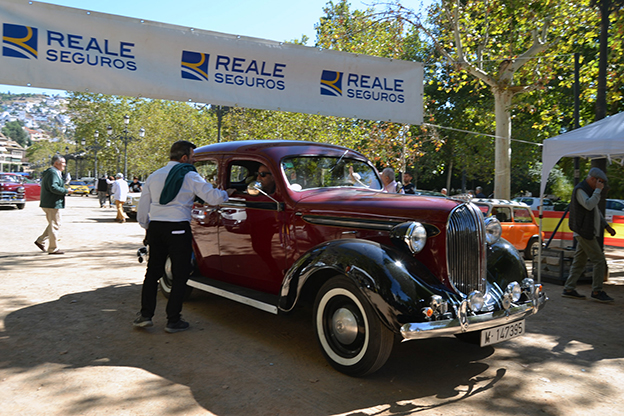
[181,50,209,81]
[2,24,38,59]
[320,70,342,96]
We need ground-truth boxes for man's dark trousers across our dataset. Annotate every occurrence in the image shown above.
[141,220,193,323]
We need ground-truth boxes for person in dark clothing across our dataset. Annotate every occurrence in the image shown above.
[475,186,487,198]
[129,177,142,193]
[401,172,415,194]
[97,175,112,208]
[562,167,616,302]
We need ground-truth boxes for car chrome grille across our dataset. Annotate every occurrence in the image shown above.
[446,203,487,296]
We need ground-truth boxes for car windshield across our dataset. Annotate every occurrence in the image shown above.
[281,156,382,191]
[0,174,20,183]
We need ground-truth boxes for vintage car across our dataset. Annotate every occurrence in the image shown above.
[472,199,544,260]
[67,180,90,196]
[123,192,141,219]
[153,141,547,376]
[0,173,40,209]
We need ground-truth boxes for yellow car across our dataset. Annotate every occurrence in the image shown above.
[68,180,90,196]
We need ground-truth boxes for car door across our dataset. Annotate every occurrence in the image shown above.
[218,158,287,295]
[511,207,537,251]
[492,206,517,248]
[190,158,223,278]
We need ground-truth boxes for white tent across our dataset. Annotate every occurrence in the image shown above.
[537,111,624,283]
[540,111,624,196]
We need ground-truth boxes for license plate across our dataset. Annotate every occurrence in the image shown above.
[480,320,525,347]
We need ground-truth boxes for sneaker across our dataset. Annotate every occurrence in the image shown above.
[562,289,586,299]
[591,291,614,303]
[133,313,154,328]
[165,318,190,333]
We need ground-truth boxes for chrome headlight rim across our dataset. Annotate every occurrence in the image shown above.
[404,221,428,254]
[484,216,502,245]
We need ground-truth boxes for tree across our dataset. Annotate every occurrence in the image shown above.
[381,0,598,198]
[2,120,29,147]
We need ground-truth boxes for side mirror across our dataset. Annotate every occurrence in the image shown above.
[247,181,261,196]
[246,181,282,211]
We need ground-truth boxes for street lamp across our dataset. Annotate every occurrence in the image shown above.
[82,130,111,179]
[107,115,145,179]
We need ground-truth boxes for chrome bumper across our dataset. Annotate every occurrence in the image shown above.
[400,294,548,341]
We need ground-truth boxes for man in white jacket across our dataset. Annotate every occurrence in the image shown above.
[112,173,129,223]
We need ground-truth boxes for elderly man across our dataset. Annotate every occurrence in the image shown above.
[562,167,616,302]
[34,155,73,254]
[112,173,129,223]
[381,168,399,193]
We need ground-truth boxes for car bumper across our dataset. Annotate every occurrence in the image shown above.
[400,293,547,341]
[0,195,26,205]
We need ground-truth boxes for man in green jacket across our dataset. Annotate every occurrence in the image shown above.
[35,155,73,254]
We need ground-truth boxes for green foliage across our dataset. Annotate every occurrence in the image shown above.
[2,120,29,147]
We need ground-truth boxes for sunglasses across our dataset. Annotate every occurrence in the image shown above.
[256,171,272,177]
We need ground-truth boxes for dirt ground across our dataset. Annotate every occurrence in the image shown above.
[1,196,624,416]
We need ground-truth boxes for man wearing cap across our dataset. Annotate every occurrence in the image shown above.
[562,167,616,302]
[112,173,129,223]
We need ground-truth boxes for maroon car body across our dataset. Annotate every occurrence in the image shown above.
[0,173,40,209]
[156,140,547,376]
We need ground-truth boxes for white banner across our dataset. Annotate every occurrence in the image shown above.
[0,0,423,124]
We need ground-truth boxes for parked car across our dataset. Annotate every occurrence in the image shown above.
[472,199,544,259]
[0,173,41,209]
[512,196,554,211]
[148,141,546,376]
[123,192,141,219]
[67,180,90,196]
[606,199,624,221]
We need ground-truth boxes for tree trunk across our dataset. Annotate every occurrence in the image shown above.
[493,89,513,199]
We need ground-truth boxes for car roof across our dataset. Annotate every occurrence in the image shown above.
[195,140,369,161]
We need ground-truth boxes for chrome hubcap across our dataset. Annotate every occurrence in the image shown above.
[331,307,358,344]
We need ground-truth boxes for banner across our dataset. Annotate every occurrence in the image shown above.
[0,0,423,124]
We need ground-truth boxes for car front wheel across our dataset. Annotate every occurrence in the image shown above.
[313,276,394,377]
[524,237,540,260]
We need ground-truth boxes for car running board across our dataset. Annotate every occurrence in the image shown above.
[187,275,279,314]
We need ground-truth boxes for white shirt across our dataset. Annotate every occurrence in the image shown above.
[112,178,129,202]
[137,161,229,229]
[383,180,398,193]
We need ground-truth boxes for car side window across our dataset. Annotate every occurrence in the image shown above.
[226,160,261,192]
[513,208,533,223]
[195,160,219,186]
[492,207,512,222]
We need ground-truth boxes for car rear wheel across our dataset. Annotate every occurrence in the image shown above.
[158,256,193,300]
[313,276,394,377]
[524,237,540,260]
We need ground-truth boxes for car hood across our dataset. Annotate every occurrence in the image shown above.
[292,188,460,226]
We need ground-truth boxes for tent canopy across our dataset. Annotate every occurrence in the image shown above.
[540,111,624,196]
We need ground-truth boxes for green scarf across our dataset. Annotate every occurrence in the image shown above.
[159,163,197,205]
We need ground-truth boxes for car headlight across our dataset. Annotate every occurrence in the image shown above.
[506,281,522,302]
[484,216,502,245]
[467,290,485,312]
[404,222,427,253]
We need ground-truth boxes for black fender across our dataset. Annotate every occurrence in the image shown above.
[279,239,456,333]
[486,238,529,288]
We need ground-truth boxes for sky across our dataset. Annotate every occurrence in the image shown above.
[0,0,431,95]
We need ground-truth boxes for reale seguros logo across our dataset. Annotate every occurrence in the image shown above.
[2,23,38,59]
[181,50,209,81]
